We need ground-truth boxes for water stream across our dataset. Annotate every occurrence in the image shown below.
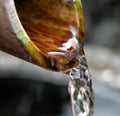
[69,56,94,116]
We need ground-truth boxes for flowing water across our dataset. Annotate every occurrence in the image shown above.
[69,56,94,116]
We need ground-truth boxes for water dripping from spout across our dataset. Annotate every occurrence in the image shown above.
[69,56,94,116]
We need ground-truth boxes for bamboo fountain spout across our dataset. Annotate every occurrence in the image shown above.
[0,0,85,72]
[0,1,94,115]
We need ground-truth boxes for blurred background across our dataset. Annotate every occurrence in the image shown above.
[0,0,120,116]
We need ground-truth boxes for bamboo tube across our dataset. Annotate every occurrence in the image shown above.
[0,0,84,71]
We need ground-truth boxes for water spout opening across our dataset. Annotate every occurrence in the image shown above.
[14,0,83,71]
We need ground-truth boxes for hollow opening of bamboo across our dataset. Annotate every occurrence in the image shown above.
[14,0,81,71]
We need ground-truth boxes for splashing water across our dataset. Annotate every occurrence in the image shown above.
[69,56,94,116]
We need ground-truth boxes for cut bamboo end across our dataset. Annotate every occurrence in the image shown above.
[0,0,84,72]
